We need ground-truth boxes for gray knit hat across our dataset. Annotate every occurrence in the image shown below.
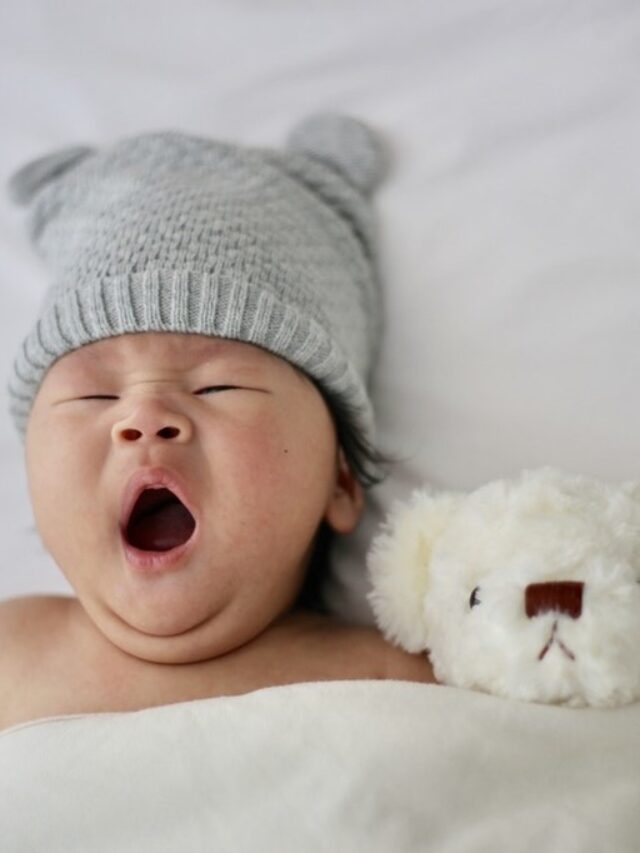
[6,113,388,443]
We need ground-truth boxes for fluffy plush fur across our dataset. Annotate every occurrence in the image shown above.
[367,467,640,707]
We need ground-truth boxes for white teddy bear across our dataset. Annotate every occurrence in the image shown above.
[367,467,640,707]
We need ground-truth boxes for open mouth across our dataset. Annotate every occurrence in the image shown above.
[124,486,197,552]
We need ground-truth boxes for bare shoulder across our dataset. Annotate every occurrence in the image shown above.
[0,595,74,728]
[265,609,437,685]
[381,637,437,684]
[0,594,72,643]
[312,611,436,684]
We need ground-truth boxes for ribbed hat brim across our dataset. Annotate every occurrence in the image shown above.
[9,269,375,442]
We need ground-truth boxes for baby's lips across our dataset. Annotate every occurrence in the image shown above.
[119,466,199,533]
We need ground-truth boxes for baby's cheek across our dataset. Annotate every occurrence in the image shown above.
[219,408,318,483]
[27,413,102,530]
[214,419,329,537]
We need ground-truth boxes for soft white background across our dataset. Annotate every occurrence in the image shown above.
[1,0,638,618]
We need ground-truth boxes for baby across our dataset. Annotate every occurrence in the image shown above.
[0,114,434,732]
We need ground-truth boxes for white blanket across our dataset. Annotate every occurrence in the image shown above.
[1,681,638,852]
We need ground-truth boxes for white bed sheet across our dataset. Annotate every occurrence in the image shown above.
[2,681,639,853]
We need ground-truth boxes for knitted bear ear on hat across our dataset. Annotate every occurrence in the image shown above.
[287,113,389,196]
[7,144,95,206]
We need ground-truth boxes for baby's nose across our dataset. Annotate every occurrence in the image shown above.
[525,581,584,619]
[112,405,192,444]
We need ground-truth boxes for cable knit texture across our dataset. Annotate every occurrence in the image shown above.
[6,113,389,441]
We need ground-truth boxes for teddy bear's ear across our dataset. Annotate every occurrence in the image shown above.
[619,480,640,568]
[620,480,640,504]
[367,488,461,652]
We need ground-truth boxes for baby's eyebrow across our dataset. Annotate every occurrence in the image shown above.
[60,353,268,385]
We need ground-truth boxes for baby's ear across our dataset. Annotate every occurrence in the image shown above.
[367,488,461,652]
[7,144,95,206]
[323,448,364,534]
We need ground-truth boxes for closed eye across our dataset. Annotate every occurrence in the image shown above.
[194,385,241,395]
[76,386,242,400]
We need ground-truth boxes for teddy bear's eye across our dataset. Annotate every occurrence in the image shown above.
[469,586,481,608]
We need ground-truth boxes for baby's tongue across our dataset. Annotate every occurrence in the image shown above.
[128,501,195,551]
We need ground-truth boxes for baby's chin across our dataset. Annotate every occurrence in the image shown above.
[82,593,262,665]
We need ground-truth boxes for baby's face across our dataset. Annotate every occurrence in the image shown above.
[25,332,362,664]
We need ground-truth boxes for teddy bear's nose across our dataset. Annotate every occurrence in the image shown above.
[525,581,584,619]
